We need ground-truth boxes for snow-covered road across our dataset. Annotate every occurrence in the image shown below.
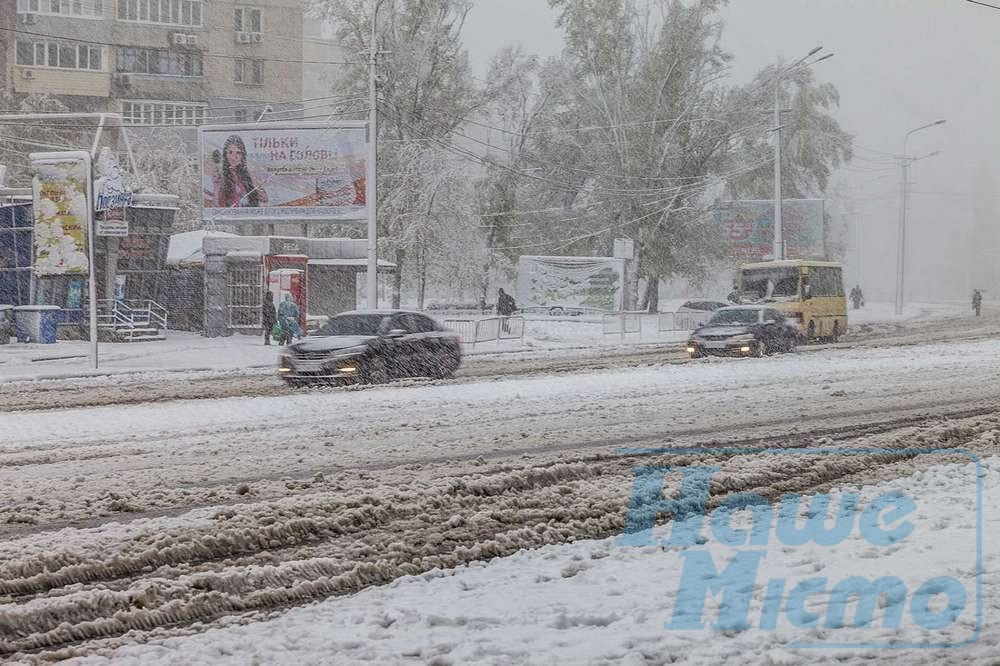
[1,333,999,661]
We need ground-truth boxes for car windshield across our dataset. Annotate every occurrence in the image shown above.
[708,309,760,326]
[317,314,387,336]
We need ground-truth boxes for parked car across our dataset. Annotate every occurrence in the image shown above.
[686,305,798,358]
[278,310,462,386]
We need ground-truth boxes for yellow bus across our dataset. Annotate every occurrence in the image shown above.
[737,260,847,342]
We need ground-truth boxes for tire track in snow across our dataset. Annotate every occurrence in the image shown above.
[0,411,996,658]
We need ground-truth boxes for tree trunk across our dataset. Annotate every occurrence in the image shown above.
[416,245,427,310]
[623,234,640,311]
[642,274,660,313]
[392,247,405,309]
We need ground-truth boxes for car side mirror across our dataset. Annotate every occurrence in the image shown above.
[386,328,407,338]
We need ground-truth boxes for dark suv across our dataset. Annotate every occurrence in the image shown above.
[686,305,798,358]
[278,310,462,386]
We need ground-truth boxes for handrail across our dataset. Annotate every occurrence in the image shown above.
[95,299,168,333]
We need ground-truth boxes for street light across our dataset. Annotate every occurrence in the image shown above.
[772,48,833,261]
[366,0,387,310]
[894,120,946,315]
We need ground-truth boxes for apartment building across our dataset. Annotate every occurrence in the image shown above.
[3,0,304,126]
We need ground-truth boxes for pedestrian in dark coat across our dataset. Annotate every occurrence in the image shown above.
[497,288,517,333]
[262,292,277,345]
[497,288,516,316]
[973,289,983,317]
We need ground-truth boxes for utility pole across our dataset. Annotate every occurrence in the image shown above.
[772,79,783,261]
[895,158,909,315]
[894,119,945,315]
[366,0,386,310]
[771,47,831,261]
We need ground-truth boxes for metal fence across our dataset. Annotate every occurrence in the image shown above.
[601,311,644,339]
[443,316,525,347]
[657,310,711,332]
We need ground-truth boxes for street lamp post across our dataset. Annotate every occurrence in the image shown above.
[894,120,945,315]
[772,48,832,261]
[366,0,386,310]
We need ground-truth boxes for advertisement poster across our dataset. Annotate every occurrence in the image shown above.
[200,123,368,222]
[717,199,825,262]
[96,208,129,237]
[516,256,625,312]
[31,154,92,276]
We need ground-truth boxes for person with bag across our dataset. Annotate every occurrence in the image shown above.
[262,292,277,346]
[277,294,302,345]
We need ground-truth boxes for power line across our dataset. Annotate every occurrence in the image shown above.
[380,99,767,198]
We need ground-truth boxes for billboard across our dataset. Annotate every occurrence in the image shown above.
[31,152,93,276]
[717,199,825,262]
[200,122,367,222]
[516,255,625,312]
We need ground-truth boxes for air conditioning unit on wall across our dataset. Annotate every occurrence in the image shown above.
[20,69,35,80]
[251,33,262,44]
[237,32,251,44]
[172,33,188,46]
[22,13,38,24]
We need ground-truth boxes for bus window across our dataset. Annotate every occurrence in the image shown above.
[811,267,844,297]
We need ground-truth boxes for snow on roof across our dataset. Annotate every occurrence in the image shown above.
[167,230,237,268]
[308,258,396,268]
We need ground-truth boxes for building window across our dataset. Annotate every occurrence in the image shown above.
[15,39,103,70]
[117,0,202,26]
[121,100,206,126]
[234,7,262,33]
[234,59,263,85]
[17,0,104,17]
[117,47,202,77]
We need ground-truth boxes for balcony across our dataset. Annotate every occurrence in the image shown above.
[13,67,112,98]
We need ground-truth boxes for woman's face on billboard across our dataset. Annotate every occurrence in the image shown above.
[225,143,244,168]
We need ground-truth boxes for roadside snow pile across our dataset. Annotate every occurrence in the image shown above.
[68,456,999,666]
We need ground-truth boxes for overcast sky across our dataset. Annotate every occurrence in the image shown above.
[463,0,1000,301]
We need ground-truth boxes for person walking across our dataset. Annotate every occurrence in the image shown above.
[497,288,517,333]
[850,285,865,310]
[277,294,302,345]
[262,291,277,346]
[973,289,983,317]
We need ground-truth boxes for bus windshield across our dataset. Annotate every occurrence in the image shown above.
[740,268,800,301]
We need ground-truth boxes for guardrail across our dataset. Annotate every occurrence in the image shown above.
[657,310,710,332]
[443,316,525,347]
[601,311,644,340]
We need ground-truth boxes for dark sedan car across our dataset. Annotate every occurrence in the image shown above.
[278,310,461,386]
[686,305,798,358]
